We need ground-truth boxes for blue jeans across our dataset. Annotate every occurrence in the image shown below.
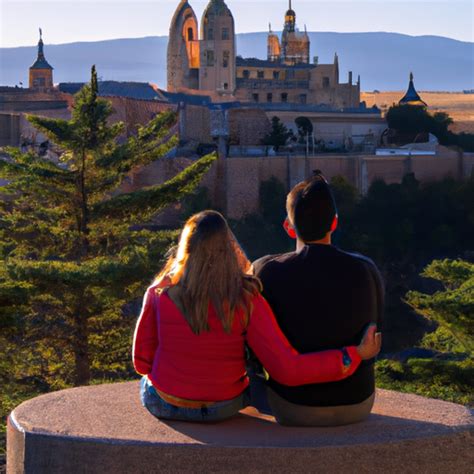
[140,376,251,422]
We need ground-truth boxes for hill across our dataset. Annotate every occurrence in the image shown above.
[1,32,472,91]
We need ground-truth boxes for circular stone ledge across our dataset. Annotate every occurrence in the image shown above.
[7,382,474,474]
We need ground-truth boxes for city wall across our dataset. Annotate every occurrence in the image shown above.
[124,147,473,222]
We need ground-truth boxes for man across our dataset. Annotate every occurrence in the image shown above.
[253,172,384,426]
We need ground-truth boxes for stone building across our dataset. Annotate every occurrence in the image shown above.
[167,0,360,109]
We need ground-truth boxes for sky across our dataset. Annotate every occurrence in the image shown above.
[0,0,473,48]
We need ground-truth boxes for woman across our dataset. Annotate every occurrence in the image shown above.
[133,211,381,422]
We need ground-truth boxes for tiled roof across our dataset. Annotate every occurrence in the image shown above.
[161,90,213,106]
[58,81,167,101]
[30,58,53,70]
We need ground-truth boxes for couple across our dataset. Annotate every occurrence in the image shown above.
[132,172,383,426]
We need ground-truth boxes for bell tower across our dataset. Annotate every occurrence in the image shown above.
[199,0,236,94]
[29,28,54,90]
[281,1,310,65]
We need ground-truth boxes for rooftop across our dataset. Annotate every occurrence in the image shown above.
[236,56,315,69]
[58,81,167,101]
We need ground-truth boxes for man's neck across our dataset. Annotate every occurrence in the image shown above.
[296,234,332,251]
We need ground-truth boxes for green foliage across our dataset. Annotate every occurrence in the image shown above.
[295,117,313,143]
[333,175,474,265]
[376,358,474,405]
[377,258,474,407]
[0,65,216,392]
[406,260,474,352]
[421,326,465,353]
[230,177,291,260]
[180,187,213,221]
[262,116,293,151]
[386,104,474,152]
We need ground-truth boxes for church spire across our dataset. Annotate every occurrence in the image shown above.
[284,0,296,32]
[29,28,54,89]
[37,28,45,60]
[399,72,427,107]
[30,28,53,70]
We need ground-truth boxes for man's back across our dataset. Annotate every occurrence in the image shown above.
[254,243,384,406]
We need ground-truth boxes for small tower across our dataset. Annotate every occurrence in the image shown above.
[399,72,427,107]
[29,28,54,90]
[281,1,310,65]
[199,0,236,94]
[167,1,200,92]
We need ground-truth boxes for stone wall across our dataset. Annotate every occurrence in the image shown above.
[107,97,175,138]
[117,148,470,222]
[181,104,212,143]
[224,149,469,219]
[0,113,20,146]
[0,88,72,113]
[228,108,271,145]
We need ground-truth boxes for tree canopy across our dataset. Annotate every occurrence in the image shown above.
[386,104,474,152]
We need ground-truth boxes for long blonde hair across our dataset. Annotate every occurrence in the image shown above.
[155,211,261,334]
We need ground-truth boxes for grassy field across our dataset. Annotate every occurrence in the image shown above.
[361,91,474,134]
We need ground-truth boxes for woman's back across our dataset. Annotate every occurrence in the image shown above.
[152,290,249,401]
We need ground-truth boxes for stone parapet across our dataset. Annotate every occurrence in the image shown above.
[7,382,474,473]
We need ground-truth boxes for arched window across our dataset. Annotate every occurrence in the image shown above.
[187,28,194,41]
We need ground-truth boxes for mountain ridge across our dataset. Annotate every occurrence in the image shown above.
[1,32,472,91]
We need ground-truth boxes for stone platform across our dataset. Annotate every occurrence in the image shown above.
[7,382,474,473]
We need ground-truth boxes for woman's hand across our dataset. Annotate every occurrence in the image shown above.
[357,324,382,360]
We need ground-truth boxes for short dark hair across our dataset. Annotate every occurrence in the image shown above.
[286,173,337,242]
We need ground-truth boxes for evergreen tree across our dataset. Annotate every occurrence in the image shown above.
[386,104,474,152]
[406,259,473,352]
[0,66,216,387]
[262,116,293,151]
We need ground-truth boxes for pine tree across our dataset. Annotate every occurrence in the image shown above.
[0,66,216,387]
[406,259,474,352]
[262,116,293,151]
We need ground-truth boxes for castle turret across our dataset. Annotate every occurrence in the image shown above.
[29,28,54,90]
[199,0,236,94]
[167,1,200,92]
[399,72,427,107]
[281,1,310,65]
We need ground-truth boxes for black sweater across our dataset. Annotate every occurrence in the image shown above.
[253,244,384,406]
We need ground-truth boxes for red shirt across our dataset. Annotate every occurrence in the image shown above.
[132,284,361,402]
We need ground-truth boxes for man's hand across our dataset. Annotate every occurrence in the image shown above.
[357,324,382,360]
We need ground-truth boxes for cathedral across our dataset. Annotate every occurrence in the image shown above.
[167,0,360,109]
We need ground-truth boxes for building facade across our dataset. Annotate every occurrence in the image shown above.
[167,0,360,109]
